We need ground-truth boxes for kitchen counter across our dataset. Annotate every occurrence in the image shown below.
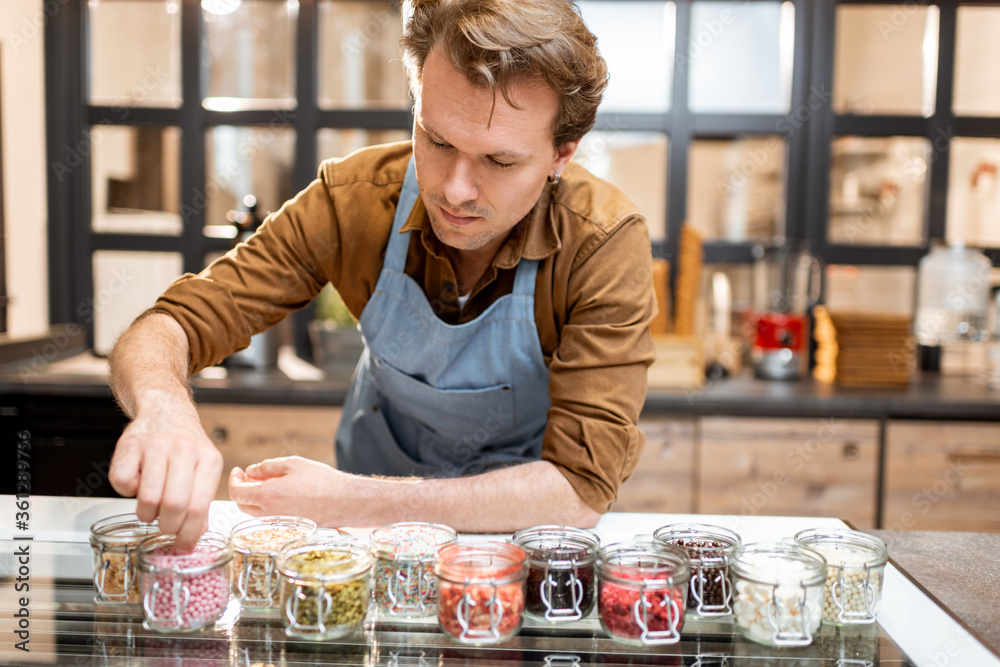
[1,497,998,666]
[3,350,1000,420]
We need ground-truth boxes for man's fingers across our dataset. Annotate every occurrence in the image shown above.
[245,458,293,480]
[174,449,223,550]
[108,433,142,497]
[228,466,264,507]
[134,448,168,525]
[158,454,195,537]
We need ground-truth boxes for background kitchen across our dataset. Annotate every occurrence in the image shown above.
[1,0,999,532]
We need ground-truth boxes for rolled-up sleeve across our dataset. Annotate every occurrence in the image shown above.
[540,216,657,513]
[150,177,339,374]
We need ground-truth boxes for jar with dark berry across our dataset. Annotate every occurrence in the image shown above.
[434,541,527,645]
[513,525,599,623]
[371,522,457,617]
[596,540,690,646]
[653,523,740,617]
[136,531,234,632]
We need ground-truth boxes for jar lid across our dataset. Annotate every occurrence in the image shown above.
[512,525,600,567]
[230,515,317,555]
[730,542,827,586]
[793,528,888,568]
[597,540,691,586]
[434,541,527,585]
[276,537,373,584]
[89,513,159,546]
[370,522,457,560]
[135,531,233,575]
[653,523,741,560]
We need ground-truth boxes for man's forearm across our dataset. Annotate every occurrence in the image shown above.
[108,312,193,418]
[342,461,601,532]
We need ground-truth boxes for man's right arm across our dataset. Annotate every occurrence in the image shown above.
[108,312,222,550]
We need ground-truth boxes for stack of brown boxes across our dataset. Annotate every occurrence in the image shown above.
[823,311,914,387]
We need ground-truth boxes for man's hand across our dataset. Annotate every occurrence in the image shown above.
[228,457,347,527]
[109,396,223,551]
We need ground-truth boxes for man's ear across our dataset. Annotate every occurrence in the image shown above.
[553,140,579,174]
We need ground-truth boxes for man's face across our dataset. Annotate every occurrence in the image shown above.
[412,47,577,255]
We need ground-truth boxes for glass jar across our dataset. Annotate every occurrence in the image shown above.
[793,528,889,626]
[435,541,528,645]
[275,537,373,640]
[513,525,599,622]
[653,523,740,617]
[371,522,457,617]
[89,513,160,603]
[230,515,317,610]
[730,542,827,647]
[135,531,234,632]
[596,540,690,646]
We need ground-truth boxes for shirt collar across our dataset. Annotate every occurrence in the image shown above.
[399,182,563,267]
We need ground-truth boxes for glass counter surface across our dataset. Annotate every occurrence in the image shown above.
[1,541,912,666]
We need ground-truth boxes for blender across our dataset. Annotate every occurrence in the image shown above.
[748,243,823,380]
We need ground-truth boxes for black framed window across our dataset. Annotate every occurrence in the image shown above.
[46,0,999,358]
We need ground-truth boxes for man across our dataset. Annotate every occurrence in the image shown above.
[108,0,656,549]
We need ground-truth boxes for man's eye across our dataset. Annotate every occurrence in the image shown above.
[489,158,514,170]
[428,137,449,149]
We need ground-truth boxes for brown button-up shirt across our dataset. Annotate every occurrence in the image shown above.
[152,141,656,513]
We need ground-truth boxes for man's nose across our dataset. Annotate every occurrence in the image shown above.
[442,157,479,207]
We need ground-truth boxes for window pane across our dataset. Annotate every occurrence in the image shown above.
[88,0,182,107]
[92,250,183,356]
[687,137,786,242]
[204,126,296,232]
[574,132,668,242]
[947,138,1000,248]
[317,1,410,109]
[688,1,793,114]
[833,5,939,116]
[827,136,930,246]
[317,129,411,166]
[954,7,1000,117]
[203,0,297,109]
[577,1,674,113]
[825,265,916,317]
[91,126,182,235]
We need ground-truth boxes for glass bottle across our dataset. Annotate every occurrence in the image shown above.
[730,542,826,647]
[89,513,160,603]
[596,540,690,646]
[276,536,373,640]
[135,531,234,632]
[793,528,888,626]
[435,541,528,645]
[513,525,600,622]
[653,523,740,617]
[371,521,457,617]
[230,515,317,610]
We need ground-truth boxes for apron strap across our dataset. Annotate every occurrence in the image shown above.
[383,157,420,273]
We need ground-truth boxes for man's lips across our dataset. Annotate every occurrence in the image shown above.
[439,205,480,226]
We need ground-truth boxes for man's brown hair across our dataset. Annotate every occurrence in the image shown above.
[401,0,608,148]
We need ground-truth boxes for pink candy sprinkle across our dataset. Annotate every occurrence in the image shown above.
[145,550,229,630]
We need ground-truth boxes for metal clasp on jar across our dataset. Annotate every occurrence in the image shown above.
[455,582,504,643]
[689,554,733,616]
[633,579,682,645]
[538,560,586,621]
[93,542,137,603]
[831,562,879,624]
[767,582,814,646]
[285,584,334,634]
[386,556,436,615]
[143,571,191,629]
[236,553,279,606]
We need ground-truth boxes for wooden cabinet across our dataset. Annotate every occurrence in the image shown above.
[696,417,880,528]
[884,421,1000,532]
[611,417,696,513]
[198,404,341,501]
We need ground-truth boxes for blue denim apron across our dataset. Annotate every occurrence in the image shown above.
[335,159,551,477]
